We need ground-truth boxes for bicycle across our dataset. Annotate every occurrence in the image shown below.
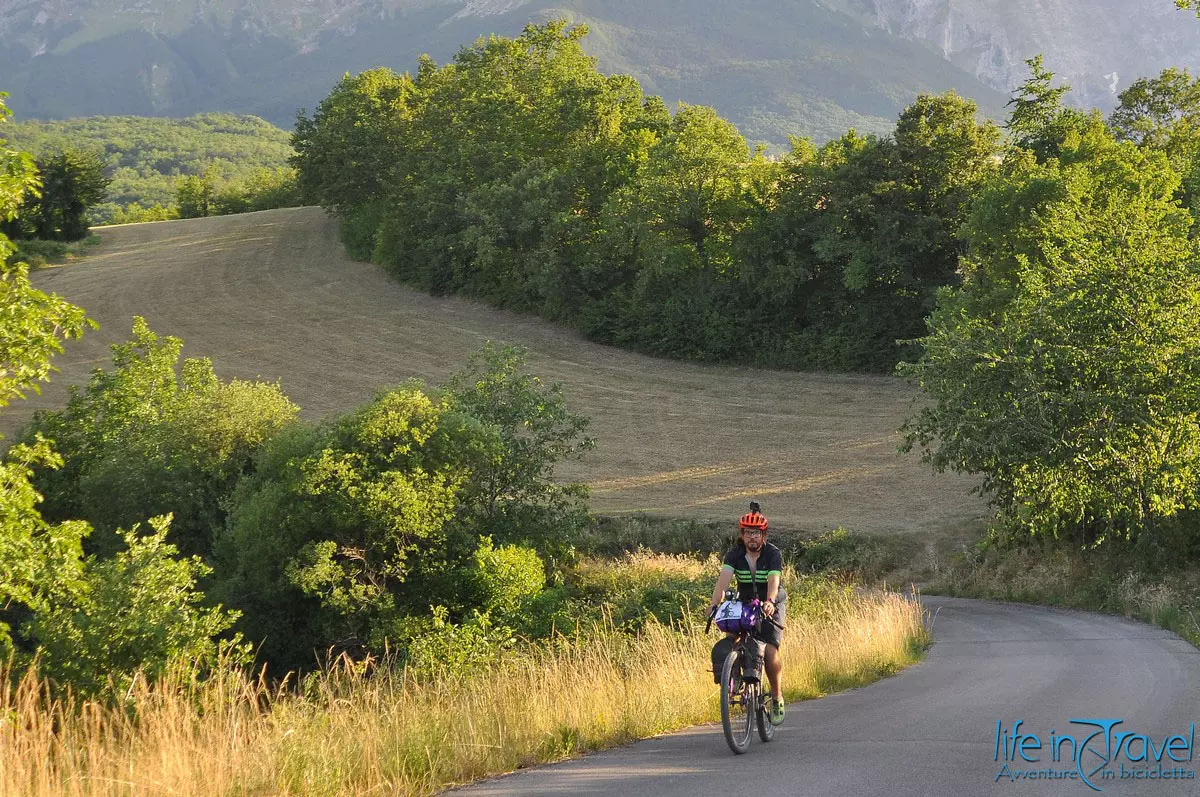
[707,591,781,754]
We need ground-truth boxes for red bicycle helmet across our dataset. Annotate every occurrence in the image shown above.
[738,511,768,531]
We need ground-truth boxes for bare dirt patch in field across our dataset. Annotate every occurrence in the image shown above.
[6,207,984,534]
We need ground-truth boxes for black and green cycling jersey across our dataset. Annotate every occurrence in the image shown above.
[721,542,783,602]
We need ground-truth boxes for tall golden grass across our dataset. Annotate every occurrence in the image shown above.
[1,580,926,796]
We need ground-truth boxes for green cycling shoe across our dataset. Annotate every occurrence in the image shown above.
[768,695,785,726]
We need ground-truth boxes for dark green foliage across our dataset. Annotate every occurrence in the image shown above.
[215,344,591,672]
[25,516,247,696]
[292,69,415,215]
[744,94,1001,369]
[339,200,389,261]
[23,318,299,558]
[2,148,109,242]
[296,22,1003,372]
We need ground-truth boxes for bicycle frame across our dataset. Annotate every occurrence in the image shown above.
[708,596,779,753]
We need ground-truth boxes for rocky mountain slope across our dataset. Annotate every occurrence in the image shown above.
[838,0,1200,110]
[1,0,1197,143]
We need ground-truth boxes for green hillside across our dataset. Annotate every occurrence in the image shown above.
[4,113,294,221]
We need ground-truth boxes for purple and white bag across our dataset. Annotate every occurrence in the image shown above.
[714,599,760,633]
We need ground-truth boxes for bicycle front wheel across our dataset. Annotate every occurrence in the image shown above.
[756,691,776,742]
[720,649,752,754]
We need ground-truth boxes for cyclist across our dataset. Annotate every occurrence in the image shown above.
[709,501,787,725]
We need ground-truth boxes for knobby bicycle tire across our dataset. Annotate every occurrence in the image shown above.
[720,649,753,754]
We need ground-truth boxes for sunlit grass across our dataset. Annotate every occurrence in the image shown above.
[2,583,926,796]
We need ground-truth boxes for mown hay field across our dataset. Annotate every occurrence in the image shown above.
[6,207,983,534]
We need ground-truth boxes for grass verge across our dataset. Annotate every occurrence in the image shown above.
[927,539,1200,647]
[10,235,102,268]
[1,566,926,796]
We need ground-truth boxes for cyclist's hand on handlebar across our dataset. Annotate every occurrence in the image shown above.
[762,600,776,618]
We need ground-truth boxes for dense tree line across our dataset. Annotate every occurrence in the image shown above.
[295,22,1200,554]
[293,22,1003,372]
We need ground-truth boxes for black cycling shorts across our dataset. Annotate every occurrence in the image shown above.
[756,592,786,649]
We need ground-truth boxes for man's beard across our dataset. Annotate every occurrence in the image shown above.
[745,539,763,552]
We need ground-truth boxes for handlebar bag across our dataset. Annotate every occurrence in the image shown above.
[715,599,759,633]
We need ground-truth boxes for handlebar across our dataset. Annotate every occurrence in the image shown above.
[706,600,781,632]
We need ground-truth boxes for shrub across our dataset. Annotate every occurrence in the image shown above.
[26,516,247,695]
[471,537,546,616]
[216,345,592,673]
[25,318,298,557]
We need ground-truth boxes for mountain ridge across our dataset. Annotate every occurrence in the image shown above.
[2,0,1198,143]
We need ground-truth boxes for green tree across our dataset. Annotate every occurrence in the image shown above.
[15,148,110,241]
[1111,68,1200,148]
[0,93,92,657]
[216,385,471,670]
[26,318,299,558]
[1110,68,1200,215]
[0,101,235,693]
[902,116,1200,547]
[176,172,216,218]
[447,342,594,548]
[740,93,1001,370]
[1005,56,1091,162]
[639,105,750,270]
[292,68,414,215]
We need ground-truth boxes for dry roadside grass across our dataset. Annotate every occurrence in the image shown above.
[1,580,926,797]
[6,207,983,534]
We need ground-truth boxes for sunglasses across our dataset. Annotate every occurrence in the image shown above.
[741,529,766,537]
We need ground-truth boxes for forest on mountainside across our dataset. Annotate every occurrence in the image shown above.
[5,114,295,223]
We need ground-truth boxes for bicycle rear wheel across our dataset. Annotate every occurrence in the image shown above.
[720,649,752,754]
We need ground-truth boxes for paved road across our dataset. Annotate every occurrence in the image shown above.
[453,597,1200,797]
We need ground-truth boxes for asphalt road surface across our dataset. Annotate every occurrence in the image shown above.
[453,597,1200,797]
